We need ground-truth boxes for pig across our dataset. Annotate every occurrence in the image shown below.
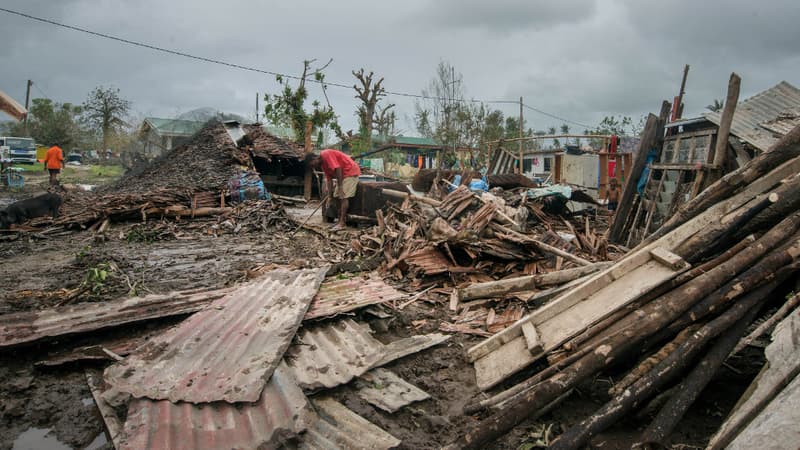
[0,193,62,229]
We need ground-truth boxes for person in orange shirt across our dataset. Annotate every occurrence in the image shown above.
[43,143,64,186]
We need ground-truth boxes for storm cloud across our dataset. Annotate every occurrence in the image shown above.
[1,0,798,135]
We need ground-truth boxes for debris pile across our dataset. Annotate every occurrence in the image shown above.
[450,125,800,449]
[6,121,305,235]
[0,266,449,449]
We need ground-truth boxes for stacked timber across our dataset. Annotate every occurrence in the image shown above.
[449,124,800,449]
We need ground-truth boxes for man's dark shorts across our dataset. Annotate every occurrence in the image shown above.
[48,169,60,176]
[608,201,618,212]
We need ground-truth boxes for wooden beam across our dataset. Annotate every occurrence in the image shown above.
[608,109,662,243]
[303,120,314,201]
[458,263,611,301]
[712,73,741,168]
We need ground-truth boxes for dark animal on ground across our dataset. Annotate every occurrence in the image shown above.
[0,193,62,229]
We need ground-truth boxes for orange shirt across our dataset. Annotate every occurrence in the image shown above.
[45,146,63,169]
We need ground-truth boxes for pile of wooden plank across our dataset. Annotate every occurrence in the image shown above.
[355,185,611,283]
[448,124,800,449]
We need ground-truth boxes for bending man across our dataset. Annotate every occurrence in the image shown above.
[305,149,361,231]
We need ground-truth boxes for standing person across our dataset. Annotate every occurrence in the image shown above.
[305,149,361,231]
[605,178,620,213]
[44,143,64,186]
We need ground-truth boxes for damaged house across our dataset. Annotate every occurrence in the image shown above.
[615,80,800,246]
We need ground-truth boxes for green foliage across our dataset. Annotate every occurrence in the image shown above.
[83,262,112,294]
[263,59,342,143]
[1,98,86,149]
[126,225,159,243]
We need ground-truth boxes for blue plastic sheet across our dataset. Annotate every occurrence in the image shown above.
[637,149,659,194]
[228,171,269,203]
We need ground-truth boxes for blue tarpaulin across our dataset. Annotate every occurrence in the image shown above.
[228,171,270,203]
[637,149,659,194]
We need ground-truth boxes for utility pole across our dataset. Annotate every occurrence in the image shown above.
[452,66,456,168]
[255,92,259,123]
[24,79,33,133]
[519,96,524,175]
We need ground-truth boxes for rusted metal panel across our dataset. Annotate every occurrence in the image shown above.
[286,319,386,391]
[119,364,314,450]
[105,267,327,403]
[404,247,452,275]
[704,81,800,152]
[356,368,430,413]
[300,396,401,450]
[305,275,405,321]
[0,287,233,349]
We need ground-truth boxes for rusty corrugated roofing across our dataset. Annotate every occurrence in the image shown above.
[119,363,314,450]
[104,267,327,403]
[300,396,401,450]
[404,247,452,275]
[0,287,233,349]
[286,319,386,391]
[305,275,405,321]
[704,81,800,152]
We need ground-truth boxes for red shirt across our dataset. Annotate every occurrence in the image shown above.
[319,149,361,179]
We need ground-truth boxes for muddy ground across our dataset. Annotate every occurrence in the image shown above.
[0,187,764,449]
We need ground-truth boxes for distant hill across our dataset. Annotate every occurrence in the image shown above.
[177,107,249,124]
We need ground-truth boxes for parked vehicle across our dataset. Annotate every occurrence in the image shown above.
[0,137,37,164]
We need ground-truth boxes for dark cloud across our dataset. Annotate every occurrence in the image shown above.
[1,0,798,135]
[419,0,597,33]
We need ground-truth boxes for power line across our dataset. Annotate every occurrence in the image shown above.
[523,104,592,129]
[0,6,595,128]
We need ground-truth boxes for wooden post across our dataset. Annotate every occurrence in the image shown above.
[554,153,563,184]
[303,120,313,201]
[519,97,524,175]
[675,64,690,120]
[608,113,658,242]
[599,151,609,200]
[622,153,632,185]
[712,73,741,169]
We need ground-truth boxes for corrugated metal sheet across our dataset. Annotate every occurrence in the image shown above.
[286,319,386,391]
[377,333,451,367]
[704,81,800,152]
[300,396,401,450]
[104,267,327,403]
[0,287,233,349]
[305,276,405,321]
[356,368,430,413]
[404,247,452,275]
[119,363,314,450]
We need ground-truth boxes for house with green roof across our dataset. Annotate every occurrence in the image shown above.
[140,117,205,156]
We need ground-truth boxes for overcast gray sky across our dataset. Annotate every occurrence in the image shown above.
[1,0,799,135]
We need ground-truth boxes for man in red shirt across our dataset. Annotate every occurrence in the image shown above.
[306,149,361,230]
[43,143,64,186]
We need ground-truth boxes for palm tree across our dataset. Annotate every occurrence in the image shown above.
[706,99,724,112]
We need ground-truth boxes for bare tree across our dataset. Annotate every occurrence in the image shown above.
[374,103,397,136]
[83,86,131,152]
[353,69,388,149]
